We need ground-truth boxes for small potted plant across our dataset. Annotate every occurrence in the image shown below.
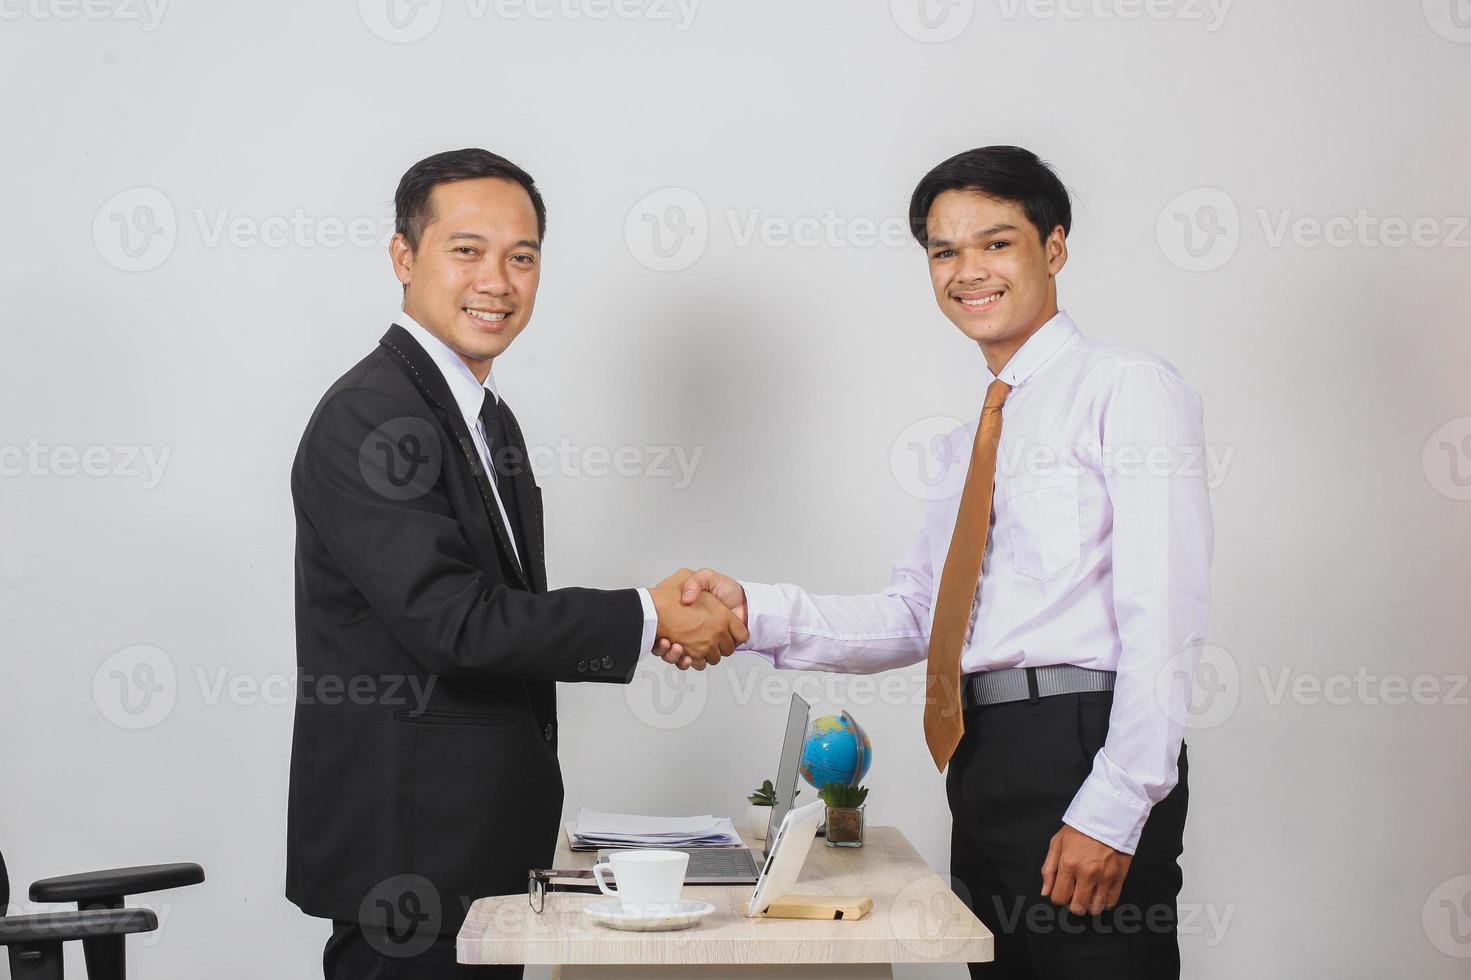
[819,782,868,847]
[746,779,779,842]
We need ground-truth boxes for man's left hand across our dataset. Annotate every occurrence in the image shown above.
[1040,824,1133,916]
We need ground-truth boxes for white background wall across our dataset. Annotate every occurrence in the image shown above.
[2,1,1469,977]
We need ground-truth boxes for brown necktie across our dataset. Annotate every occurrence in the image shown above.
[923,378,1012,771]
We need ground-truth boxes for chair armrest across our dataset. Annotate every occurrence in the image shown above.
[0,908,157,946]
[29,863,204,906]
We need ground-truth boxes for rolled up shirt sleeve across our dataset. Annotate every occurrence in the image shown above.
[1062,362,1214,854]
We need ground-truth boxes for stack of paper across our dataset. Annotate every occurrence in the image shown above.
[570,808,743,849]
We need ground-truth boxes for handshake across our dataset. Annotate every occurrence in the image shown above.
[647,567,747,671]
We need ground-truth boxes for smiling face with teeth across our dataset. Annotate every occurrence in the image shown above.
[390,177,542,383]
[924,189,1068,375]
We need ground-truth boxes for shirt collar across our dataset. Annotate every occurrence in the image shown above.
[985,310,1081,388]
[394,309,500,422]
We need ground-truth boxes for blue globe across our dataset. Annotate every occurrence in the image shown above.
[799,711,873,790]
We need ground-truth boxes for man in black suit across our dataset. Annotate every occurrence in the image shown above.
[286,148,746,979]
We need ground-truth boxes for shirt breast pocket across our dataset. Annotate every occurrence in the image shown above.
[1005,473,1081,580]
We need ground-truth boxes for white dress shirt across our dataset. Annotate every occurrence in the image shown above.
[396,311,658,656]
[739,311,1213,854]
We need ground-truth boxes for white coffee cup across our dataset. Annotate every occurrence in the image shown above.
[591,850,689,914]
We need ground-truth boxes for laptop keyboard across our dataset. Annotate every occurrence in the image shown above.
[595,847,761,880]
[684,848,760,878]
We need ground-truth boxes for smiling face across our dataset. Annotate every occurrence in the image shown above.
[924,189,1067,373]
[390,177,541,382]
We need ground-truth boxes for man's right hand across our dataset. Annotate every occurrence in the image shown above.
[652,568,748,670]
[649,568,748,668]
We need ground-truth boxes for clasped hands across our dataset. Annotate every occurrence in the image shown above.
[648,567,747,670]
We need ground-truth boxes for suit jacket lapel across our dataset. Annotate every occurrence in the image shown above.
[377,324,531,591]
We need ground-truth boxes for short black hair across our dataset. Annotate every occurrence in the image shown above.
[909,146,1071,248]
[394,148,546,251]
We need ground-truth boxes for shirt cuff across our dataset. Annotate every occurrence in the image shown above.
[737,580,791,660]
[635,587,658,656]
[1061,769,1153,856]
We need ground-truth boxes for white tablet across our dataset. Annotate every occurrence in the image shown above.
[745,799,825,917]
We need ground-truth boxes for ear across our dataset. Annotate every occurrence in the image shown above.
[1046,225,1068,277]
[389,232,414,287]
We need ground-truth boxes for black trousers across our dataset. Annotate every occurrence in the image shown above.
[947,691,1189,979]
[323,920,523,980]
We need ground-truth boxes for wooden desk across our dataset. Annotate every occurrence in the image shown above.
[458,826,992,978]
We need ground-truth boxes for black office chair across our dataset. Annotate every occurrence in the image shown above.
[0,847,204,980]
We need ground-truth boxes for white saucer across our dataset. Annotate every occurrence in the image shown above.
[583,899,715,931]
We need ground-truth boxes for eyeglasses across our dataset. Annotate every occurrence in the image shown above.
[527,869,597,914]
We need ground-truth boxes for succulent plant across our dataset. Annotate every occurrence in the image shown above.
[748,779,778,806]
[748,778,800,806]
[818,782,869,809]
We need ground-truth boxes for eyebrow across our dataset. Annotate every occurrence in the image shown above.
[926,223,1019,248]
[446,231,541,250]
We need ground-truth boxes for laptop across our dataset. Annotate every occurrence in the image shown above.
[596,693,811,885]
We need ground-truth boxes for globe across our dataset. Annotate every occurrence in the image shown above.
[798,711,873,790]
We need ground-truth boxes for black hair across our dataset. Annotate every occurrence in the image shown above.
[394,148,546,251]
[909,146,1071,247]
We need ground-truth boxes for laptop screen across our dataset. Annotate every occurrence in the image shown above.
[763,693,811,858]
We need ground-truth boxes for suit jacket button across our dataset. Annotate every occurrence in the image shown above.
[543,723,554,742]
[602,655,614,670]
[577,660,588,673]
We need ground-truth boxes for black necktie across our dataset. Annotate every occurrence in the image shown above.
[478,389,526,560]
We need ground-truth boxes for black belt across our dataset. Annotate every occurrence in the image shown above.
[963,665,1116,708]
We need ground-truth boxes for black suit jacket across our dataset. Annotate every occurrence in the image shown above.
[286,324,643,938]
